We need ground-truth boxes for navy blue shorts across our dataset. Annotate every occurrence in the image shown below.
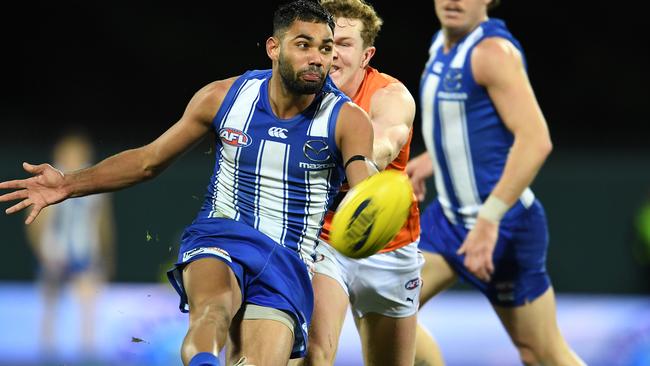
[166,217,313,358]
[37,257,95,282]
[419,200,551,307]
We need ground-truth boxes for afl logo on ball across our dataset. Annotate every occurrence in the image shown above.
[405,277,421,290]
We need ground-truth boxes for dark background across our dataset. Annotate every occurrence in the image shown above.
[4,1,649,148]
[1,1,649,292]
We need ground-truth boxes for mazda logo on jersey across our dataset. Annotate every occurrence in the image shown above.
[443,68,463,91]
[303,140,330,162]
[219,127,252,147]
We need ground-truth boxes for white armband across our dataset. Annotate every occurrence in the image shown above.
[478,195,509,223]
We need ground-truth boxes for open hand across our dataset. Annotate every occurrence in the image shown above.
[406,153,434,202]
[0,162,68,224]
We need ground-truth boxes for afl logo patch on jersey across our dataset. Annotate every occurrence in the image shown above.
[405,277,421,290]
[219,127,252,147]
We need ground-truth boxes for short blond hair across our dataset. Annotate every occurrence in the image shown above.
[320,0,383,48]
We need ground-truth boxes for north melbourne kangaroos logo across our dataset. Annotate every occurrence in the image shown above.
[219,127,252,147]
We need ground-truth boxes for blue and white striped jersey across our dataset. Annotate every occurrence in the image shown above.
[198,69,349,257]
[42,195,105,267]
[420,19,535,228]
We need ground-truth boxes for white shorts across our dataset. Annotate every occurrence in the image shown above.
[313,239,424,318]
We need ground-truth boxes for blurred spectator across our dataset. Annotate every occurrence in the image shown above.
[25,130,116,361]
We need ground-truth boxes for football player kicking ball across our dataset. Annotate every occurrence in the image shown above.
[299,1,425,365]
[0,2,379,365]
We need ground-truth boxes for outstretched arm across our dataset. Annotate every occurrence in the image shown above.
[458,37,552,281]
[0,78,234,224]
[368,82,415,170]
[335,102,376,187]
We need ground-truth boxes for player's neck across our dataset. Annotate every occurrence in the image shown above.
[343,68,367,101]
[268,75,316,119]
[442,16,488,52]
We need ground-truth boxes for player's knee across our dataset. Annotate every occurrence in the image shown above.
[189,295,235,328]
[511,337,542,366]
[516,340,567,366]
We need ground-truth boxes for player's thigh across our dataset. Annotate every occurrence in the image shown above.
[307,273,350,361]
[356,312,417,366]
[183,257,242,317]
[493,287,562,349]
[419,251,457,304]
[227,315,294,366]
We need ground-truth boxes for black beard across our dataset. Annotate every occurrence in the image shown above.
[278,54,326,95]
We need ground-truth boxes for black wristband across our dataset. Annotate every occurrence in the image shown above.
[344,155,379,171]
[344,155,367,170]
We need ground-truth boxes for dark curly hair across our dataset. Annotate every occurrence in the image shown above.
[273,0,335,37]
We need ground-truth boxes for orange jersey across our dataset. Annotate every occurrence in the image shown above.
[320,66,420,253]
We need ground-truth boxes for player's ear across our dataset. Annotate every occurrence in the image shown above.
[361,46,376,69]
[266,36,280,61]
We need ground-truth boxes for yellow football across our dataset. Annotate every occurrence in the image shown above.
[329,170,413,259]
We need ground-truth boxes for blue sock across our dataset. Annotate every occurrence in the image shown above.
[188,352,219,366]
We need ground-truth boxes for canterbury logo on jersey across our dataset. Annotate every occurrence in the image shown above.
[433,61,444,74]
[268,127,288,139]
[219,128,252,147]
